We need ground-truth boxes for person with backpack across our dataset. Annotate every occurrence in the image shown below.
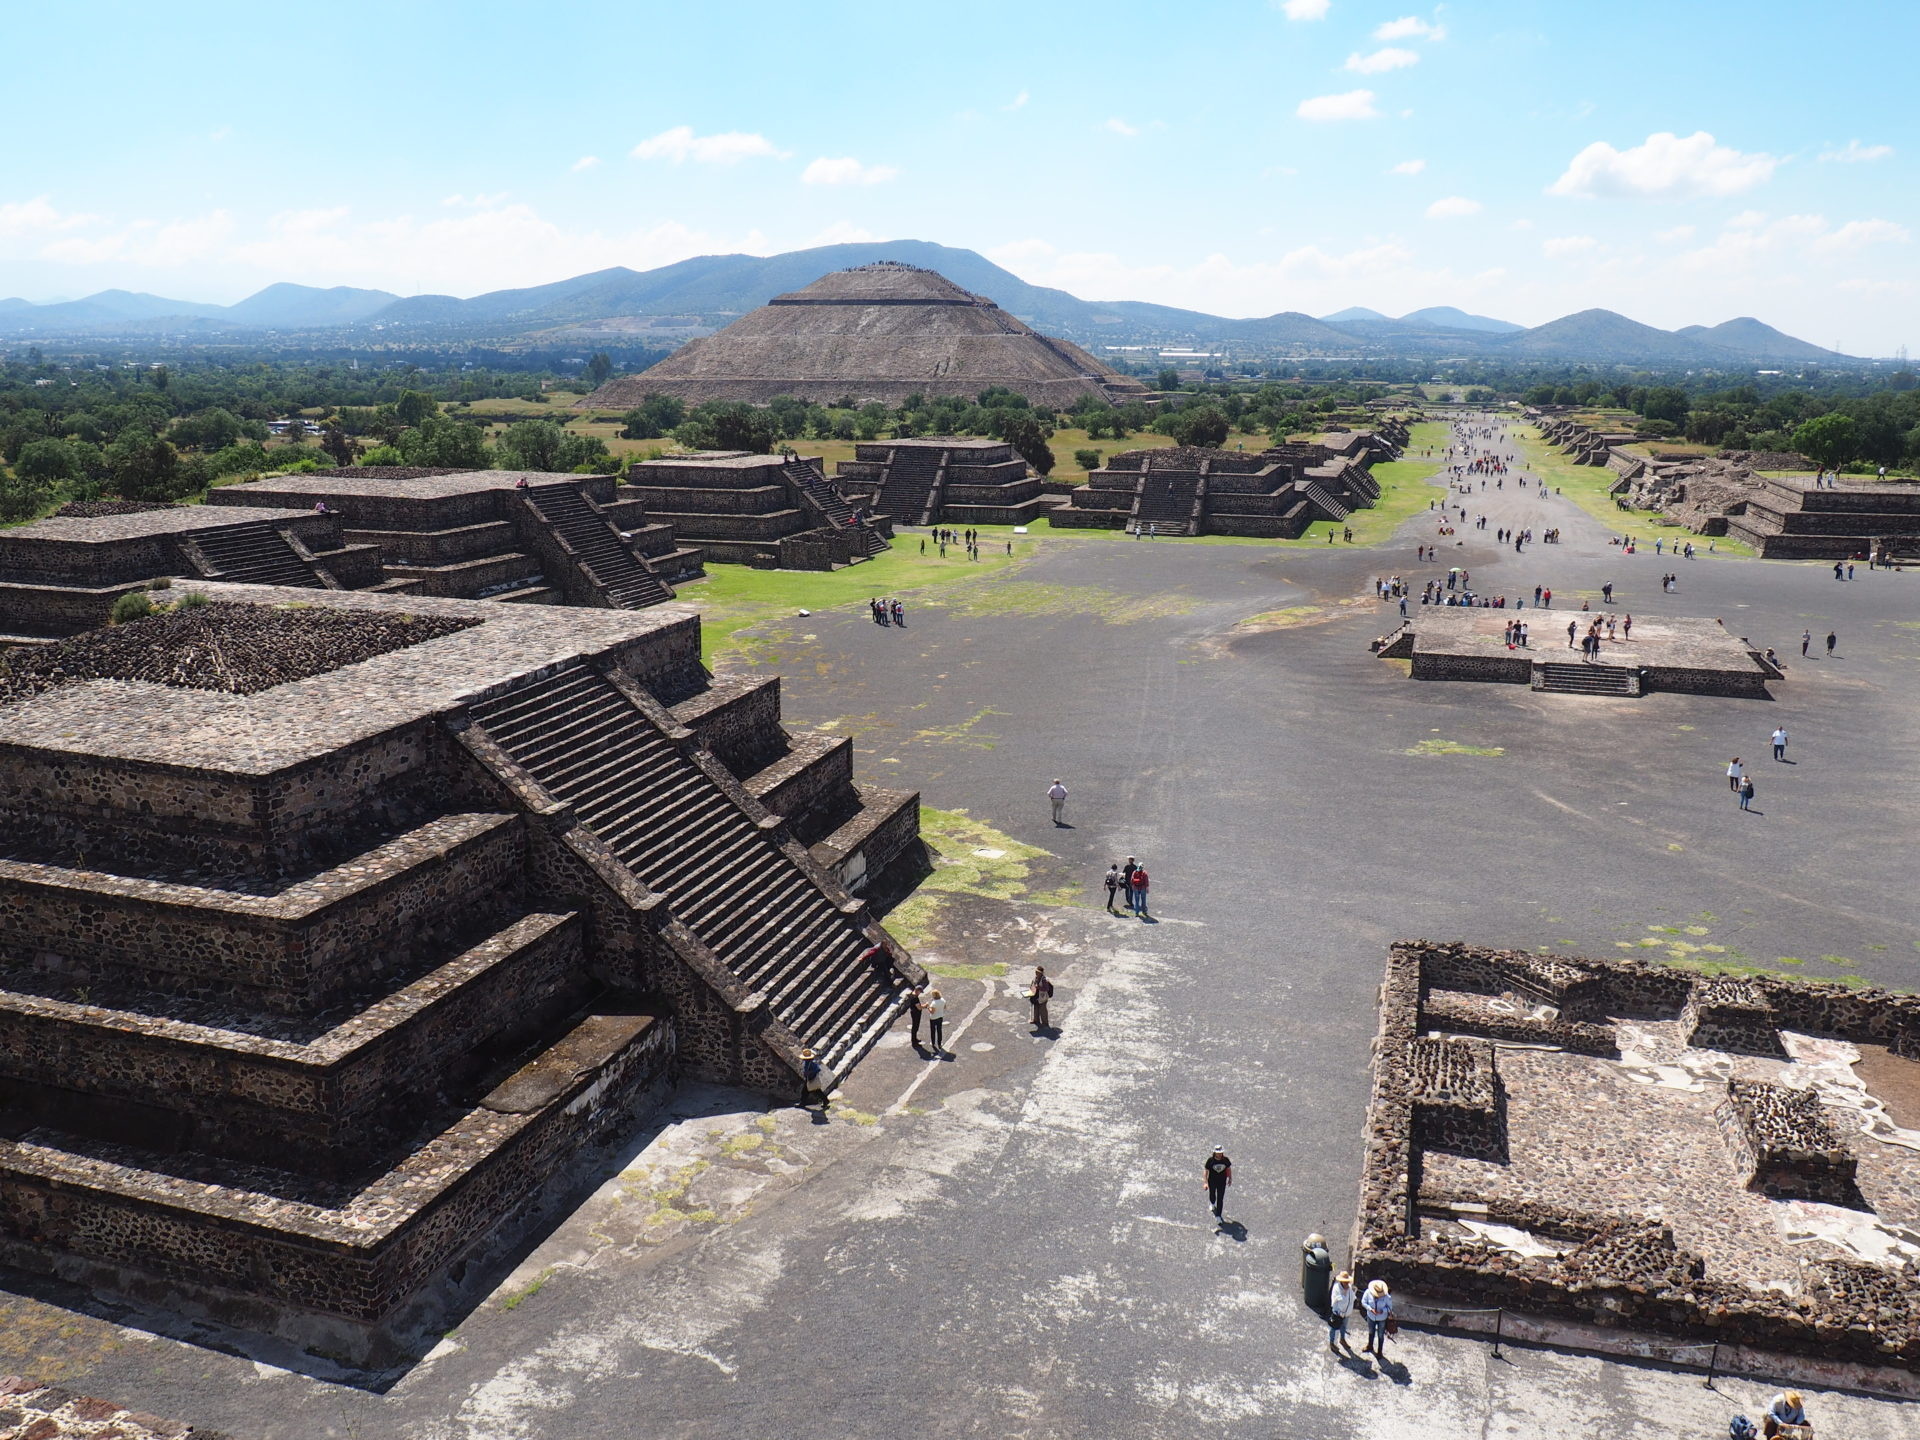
[799,1047,830,1111]
[1104,863,1123,913]
[1739,774,1756,812]
[1028,966,1054,1030]
[1129,863,1150,917]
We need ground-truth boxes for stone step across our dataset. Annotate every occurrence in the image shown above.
[1533,662,1640,696]
[468,665,902,1060]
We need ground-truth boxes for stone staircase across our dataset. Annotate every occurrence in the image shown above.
[522,483,674,609]
[468,663,905,1070]
[1297,479,1352,522]
[878,446,944,527]
[183,519,332,588]
[1134,468,1201,535]
[1531,661,1641,697]
[786,458,888,557]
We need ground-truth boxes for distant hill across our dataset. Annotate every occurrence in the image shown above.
[1674,317,1838,363]
[0,241,1855,364]
[223,282,398,327]
[1400,306,1523,334]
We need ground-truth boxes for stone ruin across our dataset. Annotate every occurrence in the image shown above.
[0,584,922,1366]
[831,437,1056,529]
[0,468,698,646]
[1357,941,1920,1373]
[1716,1080,1860,1205]
[1051,421,1408,537]
[625,450,892,568]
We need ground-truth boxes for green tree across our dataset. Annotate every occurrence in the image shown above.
[674,402,777,454]
[1073,447,1102,472]
[619,394,685,439]
[1002,414,1055,475]
[320,421,358,468]
[1791,413,1858,472]
[1155,368,1181,391]
[106,428,189,501]
[496,419,610,472]
[586,352,614,386]
[394,390,438,427]
[15,439,78,485]
[395,415,491,469]
[171,407,245,451]
[1640,387,1689,426]
[1183,407,1229,448]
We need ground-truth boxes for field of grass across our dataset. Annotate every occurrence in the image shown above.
[1511,425,1754,557]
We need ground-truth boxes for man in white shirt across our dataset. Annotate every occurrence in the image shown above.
[1048,779,1069,826]
[1771,727,1788,762]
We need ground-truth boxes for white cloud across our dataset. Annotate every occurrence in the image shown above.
[1104,117,1140,137]
[1508,218,1535,231]
[1548,131,1778,199]
[631,126,787,165]
[1003,90,1029,111]
[208,126,232,143]
[1375,15,1445,40]
[0,197,97,239]
[1388,159,1426,176]
[1814,218,1910,252]
[806,221,884,247]
[801,156,899,186]
[442,192,508,208]
[1346,47,1419,74]
[571,155,601,172]
[1819,139,1893,164]
[1297,90,1378,121]
[1426,196,1482,218]
[41,210,235,268]
[1654,224,1695,243]
[1276,0,1330,18]
[1542,234,1598,256]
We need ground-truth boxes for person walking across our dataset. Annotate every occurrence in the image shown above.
[924,988,947,1055]
[1772,726,1788,761]
[1104,863,1123,913]
[1802,629,1812,657]
[1740,774,1757,812]
[1727,757,1744,792]
[1360,1280,1394,1356]
[1048,778,1069,826]
[1129,863,1150,917]
[1327,1271,1356,1354]
[1203,1146,1232,1221]
[1566,620,1578,648]
[1028,966,1054,1030]
[904,982,926,1048]
[1826,629,1837,657]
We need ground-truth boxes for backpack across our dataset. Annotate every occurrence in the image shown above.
[1729,1417,1756,1440]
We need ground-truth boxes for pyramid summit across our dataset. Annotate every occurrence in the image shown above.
[582,261,1151,410]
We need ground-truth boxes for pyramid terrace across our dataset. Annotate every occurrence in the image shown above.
[0,585,921,1364]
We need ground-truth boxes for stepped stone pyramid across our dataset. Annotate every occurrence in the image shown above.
[623,451,891,568]
[0,470,701,648]
[832,437,1056,527]
[581,262,1153,409]
[0,586,920,1364]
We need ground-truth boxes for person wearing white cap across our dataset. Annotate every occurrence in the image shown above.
[1048,778,1068,826]
[1204,1146,1231,1221]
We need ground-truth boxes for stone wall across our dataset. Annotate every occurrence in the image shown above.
[1354,940,1920,1371]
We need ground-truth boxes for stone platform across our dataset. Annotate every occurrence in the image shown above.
[1357,942,1920,1374]
[1384,608,1774,697]
[0,585,922,1366]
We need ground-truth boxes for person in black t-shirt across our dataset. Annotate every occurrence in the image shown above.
[1204,1147,1231,1220]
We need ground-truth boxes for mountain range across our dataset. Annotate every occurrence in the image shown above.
[0,239,1855,365]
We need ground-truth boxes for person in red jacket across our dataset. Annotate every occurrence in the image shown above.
[1129,864,1150,917]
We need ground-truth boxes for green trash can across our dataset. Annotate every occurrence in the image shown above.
[1301,1233,1332,1312]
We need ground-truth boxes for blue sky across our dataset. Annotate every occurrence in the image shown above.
[3,0,1915,353]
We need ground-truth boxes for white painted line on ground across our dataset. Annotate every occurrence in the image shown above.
[886,980,998,1115]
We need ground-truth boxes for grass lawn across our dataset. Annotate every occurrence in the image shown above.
[1511,425,1755,558]
[685,537,1035,665]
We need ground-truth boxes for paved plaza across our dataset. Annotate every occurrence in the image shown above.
[3,429,1918,1437]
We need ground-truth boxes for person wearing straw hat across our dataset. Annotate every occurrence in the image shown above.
[1762,1390,1810,1438]
[1327,1270,1356,1354]
[799,1048,830,1111]
[1360,1279,1394,1356]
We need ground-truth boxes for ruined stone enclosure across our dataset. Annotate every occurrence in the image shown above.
[1357,943,1920,1375]
[0,585,922,1367]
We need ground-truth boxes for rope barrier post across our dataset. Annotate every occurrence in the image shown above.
[1491,1307,1503,1361]
[1703,1342,1718,1390]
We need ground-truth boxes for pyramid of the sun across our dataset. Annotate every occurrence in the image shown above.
[582,262,1152,410]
